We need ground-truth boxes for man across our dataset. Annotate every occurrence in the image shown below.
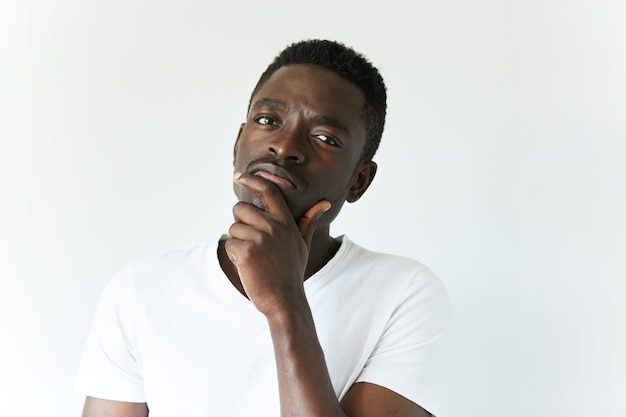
[75,39,449,416]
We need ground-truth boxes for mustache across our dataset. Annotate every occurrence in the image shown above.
[245,157,309,192]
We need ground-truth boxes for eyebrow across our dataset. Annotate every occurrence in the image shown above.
[312,114,350,136]
[252,97,350,136]
[251,97,290,112]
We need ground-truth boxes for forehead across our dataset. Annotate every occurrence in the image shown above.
[251,64,366,131]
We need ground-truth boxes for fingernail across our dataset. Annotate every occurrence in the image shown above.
[234,172,243,181]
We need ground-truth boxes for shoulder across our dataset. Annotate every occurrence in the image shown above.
[341,237,444,289]
[104,240,215,296]
[129,240,213,272]
[337,237,450,322]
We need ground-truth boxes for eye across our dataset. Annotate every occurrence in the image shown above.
[314,133,340,147]
[255,115,278,126]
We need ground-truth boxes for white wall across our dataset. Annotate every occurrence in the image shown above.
[1,0,624,415]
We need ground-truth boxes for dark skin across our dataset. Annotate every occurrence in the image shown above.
[82,65,430,417]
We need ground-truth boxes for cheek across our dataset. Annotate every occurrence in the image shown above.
[233,149,250,172]
[310,172,354,210]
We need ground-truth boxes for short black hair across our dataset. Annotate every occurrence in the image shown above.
[249,39,387,162]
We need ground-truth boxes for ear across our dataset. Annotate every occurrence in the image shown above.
[346,160,377,203]
[232,123,246,165]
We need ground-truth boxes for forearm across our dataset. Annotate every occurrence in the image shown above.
[267,303,347,417]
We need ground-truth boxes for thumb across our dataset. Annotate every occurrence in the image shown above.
[298,200,331,248]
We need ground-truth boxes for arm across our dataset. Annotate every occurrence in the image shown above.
[342,383,432,417]
[267,301,432,417]
[81,397,148,417]
[226,173,431,417]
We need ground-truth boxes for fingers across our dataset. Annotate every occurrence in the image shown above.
[232,171,329,247]
[233,172,291,218]
[298,200,331,248]
[224,234,252,266]
[230,171,287,235]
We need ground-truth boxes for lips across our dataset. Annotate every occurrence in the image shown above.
[249,163,299,190]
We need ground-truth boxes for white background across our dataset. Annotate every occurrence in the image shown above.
[1,0,625,416]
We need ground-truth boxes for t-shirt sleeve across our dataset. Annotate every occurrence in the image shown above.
[73,264,146,402]
[355,267,450,416]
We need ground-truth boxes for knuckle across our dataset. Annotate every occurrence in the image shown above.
[225,239,253,262]
[238,240,255,259]
[232,202,246,216]
[256,231,272,246]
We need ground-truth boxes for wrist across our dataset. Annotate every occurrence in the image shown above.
[265,298,315,335]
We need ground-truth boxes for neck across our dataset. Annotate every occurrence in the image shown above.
[305,226,341,279]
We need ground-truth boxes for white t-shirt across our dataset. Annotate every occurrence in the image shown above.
[74,236,449,416]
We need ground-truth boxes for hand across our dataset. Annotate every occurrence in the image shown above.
[225,172,330,316]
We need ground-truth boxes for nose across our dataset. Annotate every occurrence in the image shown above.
[268,128,305,163]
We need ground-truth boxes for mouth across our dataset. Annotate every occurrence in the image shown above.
[249,163,299,190]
